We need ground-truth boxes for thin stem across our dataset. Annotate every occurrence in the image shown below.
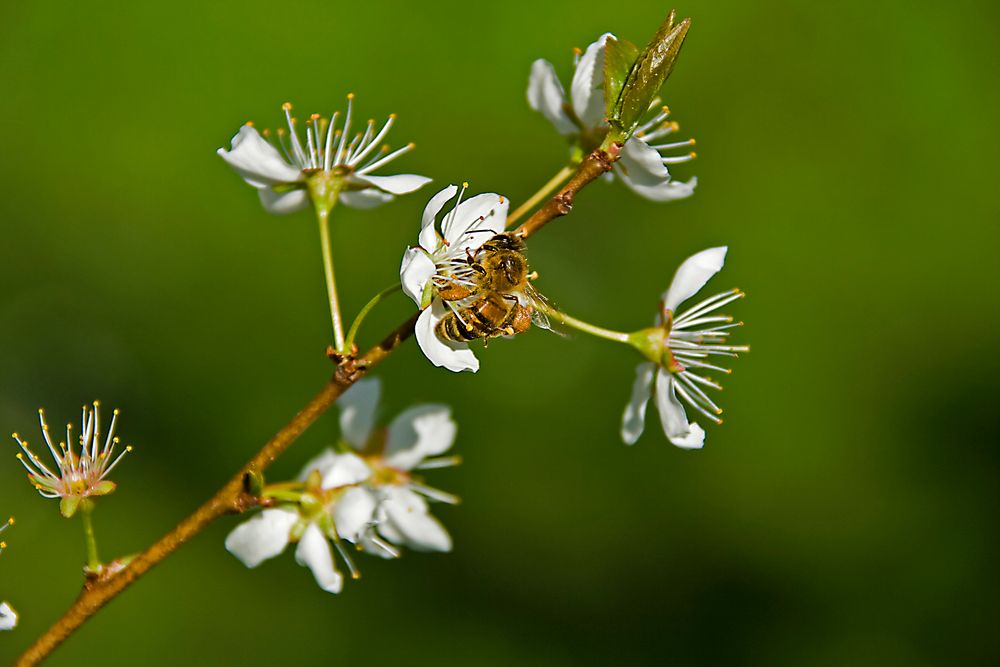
[536,302,630,344]
[316,206,346,352]
[80,501,99,571]
[343,284,402,352]
[506,165,574,226]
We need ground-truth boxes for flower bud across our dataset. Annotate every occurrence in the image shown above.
[609,10,691,139]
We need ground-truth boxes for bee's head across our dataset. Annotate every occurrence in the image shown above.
[484,232,525,253]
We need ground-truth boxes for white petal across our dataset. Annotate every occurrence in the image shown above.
[0,602,16,631]
[621,362,656,445]
[337,377,381,449]
[399,247,436,306]
[353,173,432,195]
[334,486,378,542]
[381,486,452,552]
[258,187,310,215]
[527,59,576,136]
[420,184,459,251]
[441,193,509,250]
[615,139,696,202]
[320,452,373,489]
[384,404,456,470]
[294,523,343,593]
[217,125,303,187]
[654,369,705,449]
[662,246,728,312]
[619,137,671,181]
[340,188,395,209]
[571,33,613,129]
[224,508,298,568]
[415,302,480,373]
[298,447,339,481]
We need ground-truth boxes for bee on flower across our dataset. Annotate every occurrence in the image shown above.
[400,183,554,373]
[225,377,459,594]
[622,247,748,448]
[12,402,132,518]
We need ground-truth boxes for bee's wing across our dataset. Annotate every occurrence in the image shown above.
[521,283,567,337]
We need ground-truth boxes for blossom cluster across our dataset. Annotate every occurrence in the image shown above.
[225,378,459,593]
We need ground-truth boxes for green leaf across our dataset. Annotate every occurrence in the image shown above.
[614,12,691,137]
[604,37,640,123]
[60,495,81,518]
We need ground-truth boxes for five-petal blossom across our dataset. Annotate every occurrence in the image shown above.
[528,33,698,202]
[218,97,431,214]
[622,247,748,448]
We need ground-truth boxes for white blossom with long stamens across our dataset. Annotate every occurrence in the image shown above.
[527,33,697,202]
[399,183,509,373]
[622,247,748,448]
[218,95,431,214]
[12,402,132,504]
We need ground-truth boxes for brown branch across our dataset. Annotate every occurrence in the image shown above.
[15,313,418,666]
[18,137,621,666]
[513,143,622,239]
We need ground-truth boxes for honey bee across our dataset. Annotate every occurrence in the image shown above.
[435,232,553,343]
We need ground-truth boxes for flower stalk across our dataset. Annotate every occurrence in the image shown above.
[80,500,100,572]
[534,302,630,344]
[344,284,402,353]
[309,174,348,351]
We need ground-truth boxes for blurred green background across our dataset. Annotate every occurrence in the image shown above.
[1,0,998,664]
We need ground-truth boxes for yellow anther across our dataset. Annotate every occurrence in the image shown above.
[689,138,697,145]
[310,113,320,121]
[572,47,582,56]
[689,152,697,159]
[389,113,397,119]
[245,121,254,127]
[462,181,470,188]
[406,142,416,149]
[347,92,355,100]
[282,102,293,111]
[6,518,13,526]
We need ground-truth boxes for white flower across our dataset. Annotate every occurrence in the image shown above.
[1,518,16,631]
[399,183,509,373]
[218,96,431,214]
[621,247,748,448]
[12,403,132,517]
[0,602,16,631]
[224,453,377,594]
[315,377,459,554]
[527,34,697,202]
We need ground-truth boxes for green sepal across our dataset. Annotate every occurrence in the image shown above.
[604,36,640,122]
[290,518,309,542]
[420,281,435,309]
[60,495,81,518]
[612,11,691,138]
[91,480,117,496]
[627,327,667,364]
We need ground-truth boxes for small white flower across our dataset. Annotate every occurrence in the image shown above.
[0,602,16,631]
[310,378,459,554]
[218,96,431,214]
[1,518,16,631]
[399,183,509,373]
[224,453,377,595]
[527,34,697,202]
[12,403,132,517]
[622,247,748,448]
